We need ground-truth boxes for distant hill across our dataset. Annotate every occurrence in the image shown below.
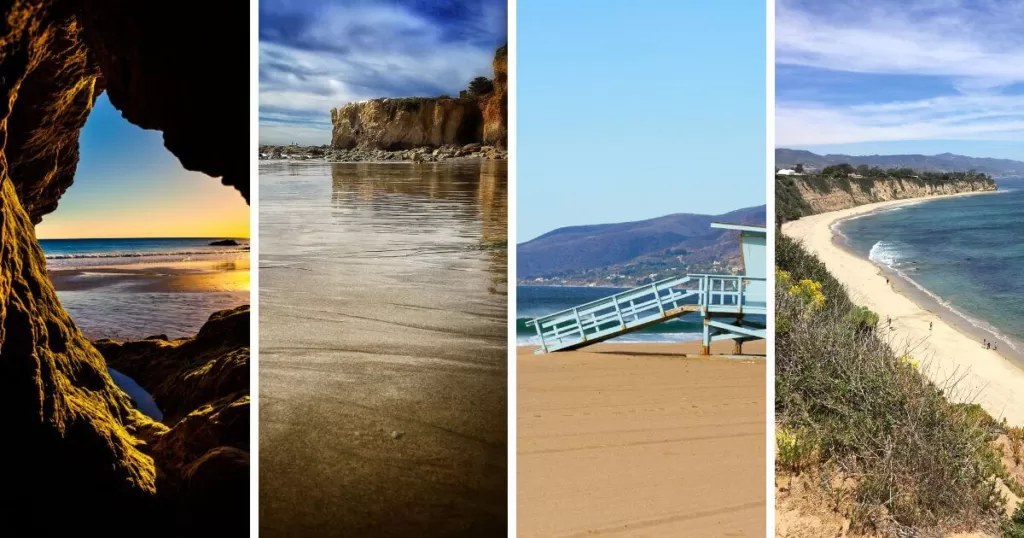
[776,148,1024,177]
[518,206,766,286]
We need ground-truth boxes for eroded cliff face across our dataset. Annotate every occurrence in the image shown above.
[0,1,247,533]
[331,98,483,150]
[482,44,507,147]
[331,44,508,150]
[784,176,996,215]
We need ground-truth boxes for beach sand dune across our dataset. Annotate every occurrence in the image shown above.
[783,196,1024,426]
[517,340,766,537]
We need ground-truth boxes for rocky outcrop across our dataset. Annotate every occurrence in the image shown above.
[482,44,507,147]
[259,143,508,163]
[95,305,249,423]
[0,1,247,534]
[95,306,250,535]
[776,176,996,222]
[331,44,508,151]
[331,98,483,150]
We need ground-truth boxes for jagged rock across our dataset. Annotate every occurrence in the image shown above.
[331,97,483,150]
[95,305,249,423]
[482,44,507,147]
[95,307,250,535]
[0,2,248,532]
[330,44,508,151]
[209,239,239,246]
[178,446,250,537]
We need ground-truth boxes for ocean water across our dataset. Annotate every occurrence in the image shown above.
[837,177,1024,354]
[517,285,722,345]
[39,237,250,339]
[39,237,249,269]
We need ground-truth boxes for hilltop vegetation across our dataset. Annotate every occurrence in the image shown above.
[517,206,765,286]
[776,234,1024,536]
[775,165,995,224]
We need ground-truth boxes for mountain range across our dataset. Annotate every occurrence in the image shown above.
[777,149,1024,177]
[518,206,766,286]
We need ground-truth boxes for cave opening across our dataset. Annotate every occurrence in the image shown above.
[0,4,250,533]
[36,92,251,342]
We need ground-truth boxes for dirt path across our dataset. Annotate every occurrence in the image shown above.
[517,341,766,537]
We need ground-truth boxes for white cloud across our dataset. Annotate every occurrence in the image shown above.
[778,94,1024,146]
[777,0,1024,81]
[777,0,1024,145]
[258,3,501,145]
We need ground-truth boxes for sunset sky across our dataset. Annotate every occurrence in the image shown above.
[35,94,250,240]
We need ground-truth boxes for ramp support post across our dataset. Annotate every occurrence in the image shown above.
[701,313,710,355]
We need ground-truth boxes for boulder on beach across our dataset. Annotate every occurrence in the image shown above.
[209,239,239,246]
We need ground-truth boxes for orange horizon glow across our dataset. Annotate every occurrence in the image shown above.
[34,171,250,240]
[37,93,250,241]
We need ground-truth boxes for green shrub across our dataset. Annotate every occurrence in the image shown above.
[776,235,1003,531]
[776,425,818,474]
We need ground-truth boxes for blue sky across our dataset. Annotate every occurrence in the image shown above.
[259,0,507,145]
[518,1,766,241]
[777,0,1024,160]
[35,94,249,239]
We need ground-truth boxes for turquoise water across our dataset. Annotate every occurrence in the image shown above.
[837,177,1024,354]
[517,285,767,345]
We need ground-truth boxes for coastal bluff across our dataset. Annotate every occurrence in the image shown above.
[777,175,996,222]
[331,44,507,150]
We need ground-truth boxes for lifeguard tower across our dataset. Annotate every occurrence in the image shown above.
[526,222,767,355]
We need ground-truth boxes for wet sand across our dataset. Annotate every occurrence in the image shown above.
[49,258,249,339]
[783,195,1024,426]
[50,259,250,293]
[259,161,507,536]
[517,340,766,537]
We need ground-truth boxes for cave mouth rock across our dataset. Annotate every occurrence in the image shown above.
[0,2,248,534]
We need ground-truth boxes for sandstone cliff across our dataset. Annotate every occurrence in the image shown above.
[331,44,508,150]
[331,97,483,150]
[482,44,507,147]
[0,1,247,534]
[776,175,997,222]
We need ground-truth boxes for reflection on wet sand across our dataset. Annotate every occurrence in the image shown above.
[259,161,507,537]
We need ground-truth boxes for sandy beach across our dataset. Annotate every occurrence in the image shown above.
[783,195,1024,426]
[517,340,766,537]
[46,257,250,340]
[50,258,250,293]
[258,161,507,536]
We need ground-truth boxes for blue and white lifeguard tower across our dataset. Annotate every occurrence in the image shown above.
[526,222,767,355]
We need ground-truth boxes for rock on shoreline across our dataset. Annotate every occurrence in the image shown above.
[258,143,508,163]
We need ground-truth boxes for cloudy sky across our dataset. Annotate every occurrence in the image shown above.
[259,0,507,145]
[777,0,1024,159]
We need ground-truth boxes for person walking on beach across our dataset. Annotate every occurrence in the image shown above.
[929,321,933,331]
[887,316,891,328]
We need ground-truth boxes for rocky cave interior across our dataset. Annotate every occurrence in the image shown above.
[0,2,248,535]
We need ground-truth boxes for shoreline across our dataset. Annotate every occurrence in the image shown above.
[782,191,1024,426]
[50,258,250,293]
[258,143,508,163]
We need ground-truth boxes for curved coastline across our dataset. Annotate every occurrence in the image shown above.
[782,191,1024,427]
